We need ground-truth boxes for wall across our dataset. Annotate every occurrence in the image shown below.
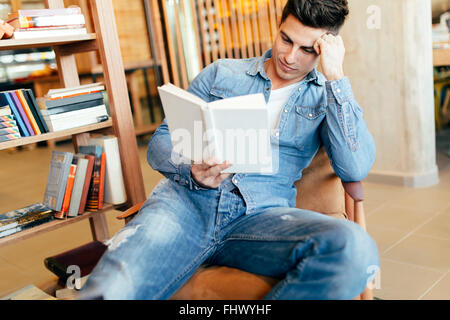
[340,0,439,187]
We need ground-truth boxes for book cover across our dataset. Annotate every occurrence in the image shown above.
[0,115,15,122]
[0,203,55,235]
[43,151,74,211]
[16,90,41,135]
[78,145,102,212]
[0,121,17,129]
[0,92,29,137]
[46,83,104,100]
[24,89,49,133]
[98,153,106,210]
[0,133,20,142]
[78,154,94,214]
[12,27,87,40]
[41,91,103,109]
[13,7,82,18]
[89,136,127,205]
[9,14,85,28]
[0,127,19,136]
[55,164,77,219]
[157,83,273,173]
[41,98,104,115]
[0,105,11,116]
[68,156,88,217]
[8,91,35,135]
[43,106,108,132]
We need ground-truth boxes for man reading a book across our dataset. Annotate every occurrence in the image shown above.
[81,0,379,300]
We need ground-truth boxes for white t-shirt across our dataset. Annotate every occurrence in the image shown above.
[267,82,299,129]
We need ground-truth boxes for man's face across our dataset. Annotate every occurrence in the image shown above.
[270,14,328,83]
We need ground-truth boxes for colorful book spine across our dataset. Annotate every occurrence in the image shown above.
[9,91,35,135]
[1,92,29,137]
[55,164,77,219]
[25,89,49,133]
[0,121,17,128]
[98,153,106,210]
[0,133,21,142]
[78,145,102,212]
[0,127,19,136]
[78,155,94,214]
[16,90,41,135]
[0,115,14,122]
[43,151,74,211]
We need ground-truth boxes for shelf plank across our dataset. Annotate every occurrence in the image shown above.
[0,119,112,151]
[0,33,97,51]
[0,204,113,248]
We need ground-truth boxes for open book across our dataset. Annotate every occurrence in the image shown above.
[157,83,273,174]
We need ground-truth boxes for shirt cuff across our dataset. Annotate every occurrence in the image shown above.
[178,163,209,191]
[325,77,355,105]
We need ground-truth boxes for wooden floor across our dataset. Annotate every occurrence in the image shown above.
[0,130,449,300]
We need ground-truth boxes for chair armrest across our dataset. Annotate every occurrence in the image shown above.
[341,181,364,202]
[116,201,145,220]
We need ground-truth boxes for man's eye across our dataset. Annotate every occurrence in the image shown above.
[281,37,291,44]
[302,48,315,54]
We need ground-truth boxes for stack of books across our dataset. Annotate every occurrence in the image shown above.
[0,203,56,239]
[43,135,126,220]
[0,106,21,142]
[8,7,87,40]
[37,83,109,132]
[0,89,49,139]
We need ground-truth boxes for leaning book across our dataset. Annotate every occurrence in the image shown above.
[157,83,274,174]
[0,203,56,239]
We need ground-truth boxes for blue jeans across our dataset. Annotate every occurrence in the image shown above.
[81,178,379,300]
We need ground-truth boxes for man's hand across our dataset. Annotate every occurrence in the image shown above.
[313,33,345,81]
[191,159,233,189]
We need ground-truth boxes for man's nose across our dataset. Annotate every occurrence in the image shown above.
[285,47,296,64]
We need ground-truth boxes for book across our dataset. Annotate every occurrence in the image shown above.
[16,89,41,135]
[45,83,105,100]
[98,153,106,210]
[12,27,87,40]
[44,241,107,285]
[157,83,273,173]
[0,115,14,122]
[0,203,55,237]
[78,154,94,214]
[55,164,77,219]
[1,284,57,300]
[43,105,108,132]
[68,155,88,217]
[39,91,103,109]
[0,105,11,116]
[9,14,85,29]
[24,89,49,133]
[78,145,102,212]
[0,92,29,137]
[0,127,19,136]
[0,121,17,128]
[89,136,127,205]
[9,91,35,135]
[43,151,74,211]
[0,133,20,142]
[9,7,82,19]
[40,98,104,115]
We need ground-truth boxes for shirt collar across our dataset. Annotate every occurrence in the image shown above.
[246,49,324,86]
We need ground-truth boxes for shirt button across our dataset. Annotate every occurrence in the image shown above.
[284,109,288,113]
[275,132,280,137]
[298,87,302,92]
[336,88,341,93]
[185,180,189,185]
[232,178,238,184]
[308,113,313,118]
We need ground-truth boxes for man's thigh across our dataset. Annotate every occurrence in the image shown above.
[83,179,218,299]
[207,206,367,278]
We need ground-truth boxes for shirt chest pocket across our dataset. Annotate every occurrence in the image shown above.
[294,105,327,153]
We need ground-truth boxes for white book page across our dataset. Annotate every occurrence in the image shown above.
[206,94,273,173]
[158,84,207,163]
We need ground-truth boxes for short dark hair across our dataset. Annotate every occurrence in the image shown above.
[280,0,349,34]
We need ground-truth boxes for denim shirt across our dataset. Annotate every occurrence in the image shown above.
[147,49,376,214]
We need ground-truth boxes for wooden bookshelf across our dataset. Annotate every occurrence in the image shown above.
[0,119,112,151]
[0,33,97,51]
[0,0,147,247]
[0,205,112,248]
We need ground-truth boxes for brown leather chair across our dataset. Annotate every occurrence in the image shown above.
[117,146,374,300]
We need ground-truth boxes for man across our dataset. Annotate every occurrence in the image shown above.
[81,0,379,300]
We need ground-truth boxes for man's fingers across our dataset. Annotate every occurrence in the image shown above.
[206,161,232,177]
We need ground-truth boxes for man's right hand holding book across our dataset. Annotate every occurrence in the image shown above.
[191,159,232,189]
